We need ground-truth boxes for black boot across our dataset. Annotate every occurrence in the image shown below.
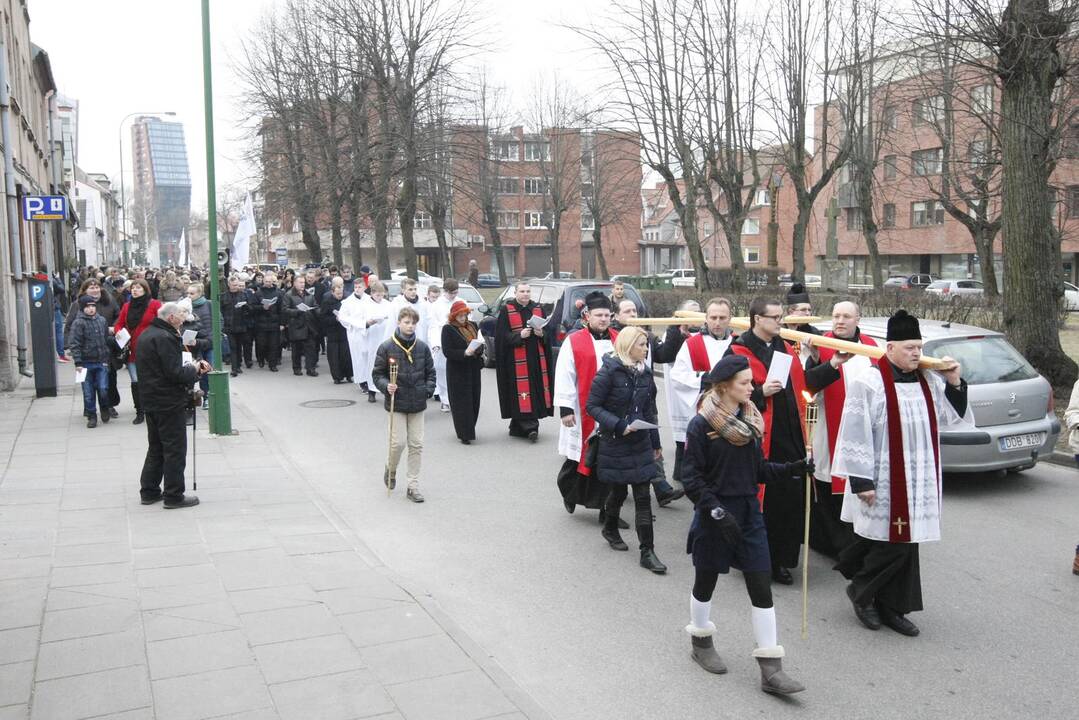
[86,414,97,429]
[636,493,665,573]
[131,382,144,425]
[601,499,628,551]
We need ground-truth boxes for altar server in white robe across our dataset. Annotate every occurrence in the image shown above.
[359,281,393,402]
[338,281,370,389]
[385,278,428,345]
[832,310,970,638]
[668,297,736,483]
[427,280,458,412]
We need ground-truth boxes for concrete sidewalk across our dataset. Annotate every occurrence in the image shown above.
[0,386,548,720]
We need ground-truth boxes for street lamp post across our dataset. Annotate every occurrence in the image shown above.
[201,0,232,435]
[118,110,175,266]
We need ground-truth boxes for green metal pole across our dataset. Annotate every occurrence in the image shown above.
[201,0,232,434]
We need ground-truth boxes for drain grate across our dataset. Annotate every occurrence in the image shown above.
[300,399,357,409]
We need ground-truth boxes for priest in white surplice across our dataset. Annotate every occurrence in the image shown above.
[554,292,621,521]
[831,310,970,638]
[668,298,736,484]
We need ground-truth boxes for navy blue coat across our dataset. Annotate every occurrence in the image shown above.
[585,354,661,485]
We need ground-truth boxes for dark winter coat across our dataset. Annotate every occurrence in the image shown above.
[221,289,254,334]
[135,318,200,413]
[282,289,318,341]
[442,322,484,441]
[319,294,347,342]
[190,298,213,350]
[64,294,118,347]
[252,287,285,332]
[68,312,112,365]
[372,331,436,414]
[585,354,661,485]
[114,298,162,364]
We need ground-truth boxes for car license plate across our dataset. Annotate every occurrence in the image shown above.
[998,432,1045,452]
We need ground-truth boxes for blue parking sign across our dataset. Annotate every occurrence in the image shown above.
[22,195,67,221]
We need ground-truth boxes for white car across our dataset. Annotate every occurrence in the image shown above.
[665,268,696,287]
[925,279,984,300]
[390,268,443,288]
[1065,281,1079,311]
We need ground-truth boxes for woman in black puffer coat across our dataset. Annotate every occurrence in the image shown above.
[585,326,666,574]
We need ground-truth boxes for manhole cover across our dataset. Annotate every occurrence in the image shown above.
[300,399,356,409]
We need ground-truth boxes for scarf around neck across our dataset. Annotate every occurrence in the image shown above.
[698,391,764,447]
[451,315,477,342]
[125,293,151,331]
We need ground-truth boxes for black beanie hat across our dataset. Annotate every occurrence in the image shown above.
[886,309,921,341]
[786,282,810,306]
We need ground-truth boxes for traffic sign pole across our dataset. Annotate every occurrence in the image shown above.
[201,0,232,435]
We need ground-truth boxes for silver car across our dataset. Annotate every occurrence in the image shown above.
[924,279,984,300]
[816,318,1060,473]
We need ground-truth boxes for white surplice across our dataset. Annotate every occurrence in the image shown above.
[832,369,972,543]
[811,354,873,484]
[427,295,452,404]
[553,332,613,462]
[384,295,428,344]
[359,297,393,386]
[338,293,369,385]
[665,334,732,442]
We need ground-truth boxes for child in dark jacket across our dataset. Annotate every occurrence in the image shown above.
[372,306,435,503]
[69,295,113,428]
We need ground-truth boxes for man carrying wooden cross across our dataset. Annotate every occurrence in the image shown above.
[831,310,970,637]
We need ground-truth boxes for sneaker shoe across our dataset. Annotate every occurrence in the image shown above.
[100,410,111,424]
[440,403,450,413]
[108,407,119,419]
[86,415,97,428]
[293,369,303,376]
[57,355,70,363]
[407,489,425,503]
[306,370,318,377]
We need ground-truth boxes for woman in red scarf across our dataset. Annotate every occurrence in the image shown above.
[440,299,484,444]
[114,279,161,425]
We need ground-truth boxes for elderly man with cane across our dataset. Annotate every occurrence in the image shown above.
[137,302,212,509]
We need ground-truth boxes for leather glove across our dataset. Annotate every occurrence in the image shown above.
[709,506,744,547]
[787,458,815,477]
[426,390,434,399]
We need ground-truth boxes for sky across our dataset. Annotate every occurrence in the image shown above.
[30,0,611,212]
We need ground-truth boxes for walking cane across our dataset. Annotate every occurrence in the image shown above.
[191,391,198,491]
[386,358,398,496]
[801,392,819,639]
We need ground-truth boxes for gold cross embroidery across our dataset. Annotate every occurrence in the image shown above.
[519,392,530,399]
[893,516,907,535]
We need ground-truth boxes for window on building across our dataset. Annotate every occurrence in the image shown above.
[971,83,994,116]
[912,147,943,176]
[496,211,519,229]
[754,189,771,206]
[581,211,595,230]
[913,95,945,126]
[968,139,989,167]
[581,182,593,200]
[413,211,433,229]
[845,207,863,231]
[524,211,548,228]
[911,200,945,227]
[580,150,593,169]
[742,217,760,235]
[883,105,898,131]
[883,155,898,180]
[882,203,896,228]
[524,142,551,161]
[524,177,548,195]
[743,246,761,264]
[497,177,519,194]
[493,140,519,161]
[1068,185,1079,217]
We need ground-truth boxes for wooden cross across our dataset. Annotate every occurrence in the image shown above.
[893,516,907,535]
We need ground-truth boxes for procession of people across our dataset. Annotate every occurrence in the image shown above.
[65,262,1023,697]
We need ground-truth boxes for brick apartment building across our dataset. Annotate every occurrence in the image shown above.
[807,53,1079,286]
[261,123,643,279]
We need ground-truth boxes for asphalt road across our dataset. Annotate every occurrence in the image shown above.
[227,360,1079,720]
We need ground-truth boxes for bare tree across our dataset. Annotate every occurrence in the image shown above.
[528,78,590,277]
[909,0,1079,388]
[416,83,455,275]
[237,5,326,263]
[581,127,645,280]
[576,0,715,290]
[764,0,852,283]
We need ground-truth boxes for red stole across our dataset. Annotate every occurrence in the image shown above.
[877,361,940,543]
[569,327,618,476]
[686,333,712,372]
[505,303,551,413]
[818,332,878,493]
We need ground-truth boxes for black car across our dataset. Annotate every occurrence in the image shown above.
[477,280,647,368]
[473,273,503,288]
